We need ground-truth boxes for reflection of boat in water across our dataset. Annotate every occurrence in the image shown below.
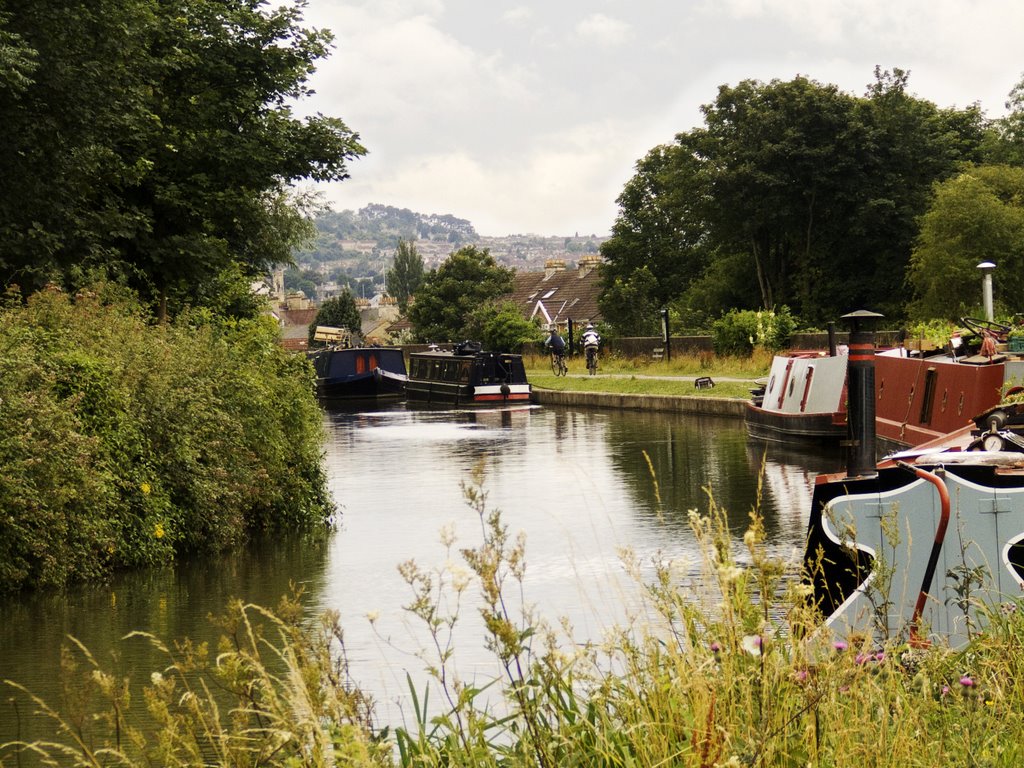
[747,318,1024,453]
[307,345,407,402]
[804,327,1024,647]
[405,341,531,406]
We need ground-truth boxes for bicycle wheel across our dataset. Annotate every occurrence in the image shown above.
[587,349,597,375]
[559,357,568,376]
[550,354,560,375]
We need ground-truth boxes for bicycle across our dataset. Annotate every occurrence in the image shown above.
[550,351,567,376]
[585,345,598,375]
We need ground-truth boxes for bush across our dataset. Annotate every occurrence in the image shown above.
[712,306,796,355]
[0,285,334,592]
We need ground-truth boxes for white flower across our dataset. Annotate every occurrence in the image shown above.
[741,634,763,656]
[366,610,380,624]
[150,671,164,686]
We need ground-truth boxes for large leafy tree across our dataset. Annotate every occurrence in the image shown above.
[385,239,425,313]
[601,69,986,327]
[408,246,514,343]
[0,0,365,320]
[908,165,1024,320]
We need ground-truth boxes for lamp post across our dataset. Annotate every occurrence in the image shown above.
[978,261,996,322]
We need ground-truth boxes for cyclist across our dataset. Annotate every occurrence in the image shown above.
[582,323,601,373]
[544,326,566,365]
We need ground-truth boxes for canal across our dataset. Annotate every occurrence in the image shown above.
[0,403,844,742]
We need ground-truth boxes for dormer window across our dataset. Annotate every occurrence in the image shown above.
[542,289,557,299]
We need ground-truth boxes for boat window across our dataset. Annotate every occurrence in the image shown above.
[458,361,471,383]
[919,367,938,425]
[356,355,367,374]
[369,354,378,370]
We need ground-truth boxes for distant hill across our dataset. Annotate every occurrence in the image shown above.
[290,204,607,299]
[310,204,478,249]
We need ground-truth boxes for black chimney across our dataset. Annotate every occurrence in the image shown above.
[842,310,883,479]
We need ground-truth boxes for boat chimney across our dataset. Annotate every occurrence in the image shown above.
[827,321,837,357]
[843,310,883,479]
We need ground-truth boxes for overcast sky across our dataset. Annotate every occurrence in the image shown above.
[299,0,1024,237]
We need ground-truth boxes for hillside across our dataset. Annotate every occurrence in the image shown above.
[291,205,608,296]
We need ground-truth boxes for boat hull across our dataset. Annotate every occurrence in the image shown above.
[308,347,408,402]
[405,347,531,407]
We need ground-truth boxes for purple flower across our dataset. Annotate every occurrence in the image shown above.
[960,675,974,687]
[873,652,885,663]
[833,640,848,652]
[942,685,950,696]
[710,641,721,653]
[794,669,809,683]
[855,653,868,665]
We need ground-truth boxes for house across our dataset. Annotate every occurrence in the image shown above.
[504,255,603,332]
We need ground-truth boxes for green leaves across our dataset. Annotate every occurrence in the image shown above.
[0,284,333,592]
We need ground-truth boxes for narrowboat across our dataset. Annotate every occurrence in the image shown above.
[307,345,408,402]
[746,317,1024,452]
[803,321,1024,647]
[405,341,531,406]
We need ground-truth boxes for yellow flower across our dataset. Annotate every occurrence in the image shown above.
[154,523,165,539]
[140,482,151,496]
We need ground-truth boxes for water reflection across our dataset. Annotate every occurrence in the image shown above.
[0,403,840,743]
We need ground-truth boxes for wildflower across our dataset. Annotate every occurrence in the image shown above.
[741,634,762,656]
[140,482,151,496]
[960,675,974,688]
[151,672,164,686]
[942,685,950,696]
[719,563,743,583]
[154,523,164,539]
[710,641,721,653]
[873,652,885,663]
[794,668,809,683]
[833,640,848,652]
[366,610,379,624]
[855,653,868,665]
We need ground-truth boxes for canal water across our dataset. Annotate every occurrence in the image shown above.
[0,403,843,742]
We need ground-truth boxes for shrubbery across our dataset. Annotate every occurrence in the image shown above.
[0,284,333,593]
[712,306,797,355]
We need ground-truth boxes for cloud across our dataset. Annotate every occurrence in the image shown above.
[502,6,534,24]
[575,14,633,47]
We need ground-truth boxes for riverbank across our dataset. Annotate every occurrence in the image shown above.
[532,386,748,417]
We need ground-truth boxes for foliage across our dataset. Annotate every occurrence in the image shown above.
[0,594,389,767]
[711,309,760,355]
[0,284,333,593]
[308,292,362,347]
[0,0,365,319]
[602,69,987,326]
[598,265,662,335]
[407,246,515,343]
[465,301,542,353]
[385,239,425,313]
[908,165,1024,320]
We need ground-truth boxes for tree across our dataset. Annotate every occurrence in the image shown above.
[385,239,425,312]
[0,0,366,320]
[466,302,542,353]
[908,165,1024,320]
[601,70,986,326]
[599,140,709,332]
[408,246,514,343]
[307,292,362,347]
[981,74,1024,166]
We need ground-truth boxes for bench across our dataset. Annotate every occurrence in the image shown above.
[694,376,714,389]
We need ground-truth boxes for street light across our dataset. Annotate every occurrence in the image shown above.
[977,262,996,321]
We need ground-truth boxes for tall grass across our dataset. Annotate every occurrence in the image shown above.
[5,465,1024,766]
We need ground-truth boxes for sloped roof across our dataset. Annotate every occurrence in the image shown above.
[504,262,603,327]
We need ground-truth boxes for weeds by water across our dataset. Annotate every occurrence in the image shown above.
[5,464,1024,767]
